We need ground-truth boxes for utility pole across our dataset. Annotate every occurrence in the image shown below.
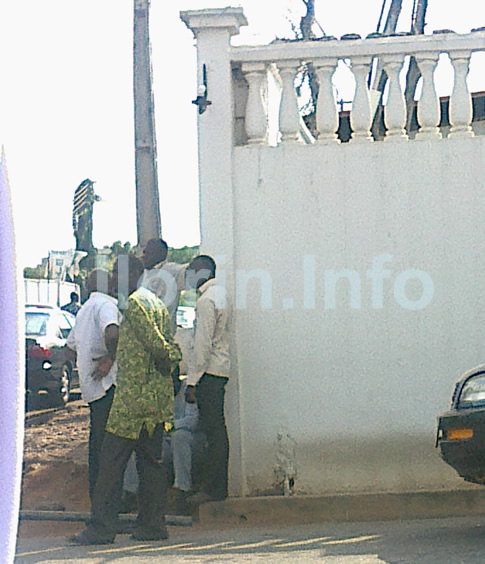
[371,0,404,93]
[404,0,429,131]
[370,0,405,138]
[133,0,161,246]
[371,0,429,136]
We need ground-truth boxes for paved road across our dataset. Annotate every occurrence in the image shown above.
[15,515,485,563]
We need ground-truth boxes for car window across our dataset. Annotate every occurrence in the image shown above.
[25,312,49,336]
[58,313,74,339]
[458,373,485,408]
[62,313,74,328]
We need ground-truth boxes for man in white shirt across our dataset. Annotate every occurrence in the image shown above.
[185,255,231,502]
[66,269,120,503]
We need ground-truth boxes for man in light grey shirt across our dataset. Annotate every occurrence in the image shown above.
[185,255,231,502]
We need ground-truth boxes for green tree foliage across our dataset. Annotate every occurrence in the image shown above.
[23,264,45,279]
[167,245,199,265]
[179,289,197,307]
[103,241,135,257]
[23,243,200,300]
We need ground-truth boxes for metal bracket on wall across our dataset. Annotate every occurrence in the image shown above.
[192,64,212,114]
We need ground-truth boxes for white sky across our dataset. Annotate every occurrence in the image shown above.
[0,0,484,268]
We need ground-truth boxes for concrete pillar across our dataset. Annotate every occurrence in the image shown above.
[180,8,248,496]
[180,8,247,257]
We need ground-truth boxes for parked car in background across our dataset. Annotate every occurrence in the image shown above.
[25,304,78,408]
[176,306,195,329]
[436,364,485,485]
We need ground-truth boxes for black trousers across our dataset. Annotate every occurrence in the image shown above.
[87,424,167,540]
[88,385,115,503]
[196,374,229,500]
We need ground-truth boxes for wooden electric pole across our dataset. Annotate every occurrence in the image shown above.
[404,0,429,131]
[133,0,161,246]
[371,0,429,137]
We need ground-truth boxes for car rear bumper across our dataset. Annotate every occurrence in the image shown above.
[439,439,485,483]
[25,362,63,395]
[438,410,485,484]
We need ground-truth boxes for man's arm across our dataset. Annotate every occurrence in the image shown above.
[105,324,119,359]
[174,403,199,431]
[185,297,216,402]
[64,345,76,364]
[92,323,119,381]
[127,296,181,373]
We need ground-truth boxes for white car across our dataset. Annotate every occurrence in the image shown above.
[176,306,195,329]
[25,304,78,408]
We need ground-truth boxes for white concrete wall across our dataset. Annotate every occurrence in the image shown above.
[181,8,485,496]
[230,137,485,495]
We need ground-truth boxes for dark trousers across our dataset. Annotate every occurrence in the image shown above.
[88,385,115,503]
[87,424,167,541]
[196,374,229,500]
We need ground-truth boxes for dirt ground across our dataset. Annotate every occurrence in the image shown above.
[21,402,182,515]
[20,402,194,539]
[21,402,91,513]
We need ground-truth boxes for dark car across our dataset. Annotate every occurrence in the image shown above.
[25,304,78,408]
[436,364,485,485]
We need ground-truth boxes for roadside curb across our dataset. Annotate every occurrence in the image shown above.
[198,489,485,527]
[19,510,192,527]
[20,489,485,529]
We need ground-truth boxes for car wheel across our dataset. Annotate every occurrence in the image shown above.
[54,364,71,406]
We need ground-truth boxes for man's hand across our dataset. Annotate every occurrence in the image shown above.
[64,346,76,364]
[153,353,171,375]
[185,385,196,404]
[92,355,114,381]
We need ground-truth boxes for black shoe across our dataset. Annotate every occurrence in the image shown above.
[186,491,218,505]
[131,528,169,541]
[68,529,114,545]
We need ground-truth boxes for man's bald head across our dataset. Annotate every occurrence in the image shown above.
[112,254,145,298]
[86,269,111,295]
[142,238,168,269]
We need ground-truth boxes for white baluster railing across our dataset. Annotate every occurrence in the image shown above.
[314,59,339,143]
[277,61,304,144]
[449,50,474,138]
[415,53,441,139]
[383,55,407,141]
[242,63,268,144]
[227,29,485,147]
[350,56,373,142]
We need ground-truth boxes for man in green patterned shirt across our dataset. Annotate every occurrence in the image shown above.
[71,255,181,545]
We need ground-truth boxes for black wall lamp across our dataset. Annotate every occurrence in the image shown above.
[192,64,212,114]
